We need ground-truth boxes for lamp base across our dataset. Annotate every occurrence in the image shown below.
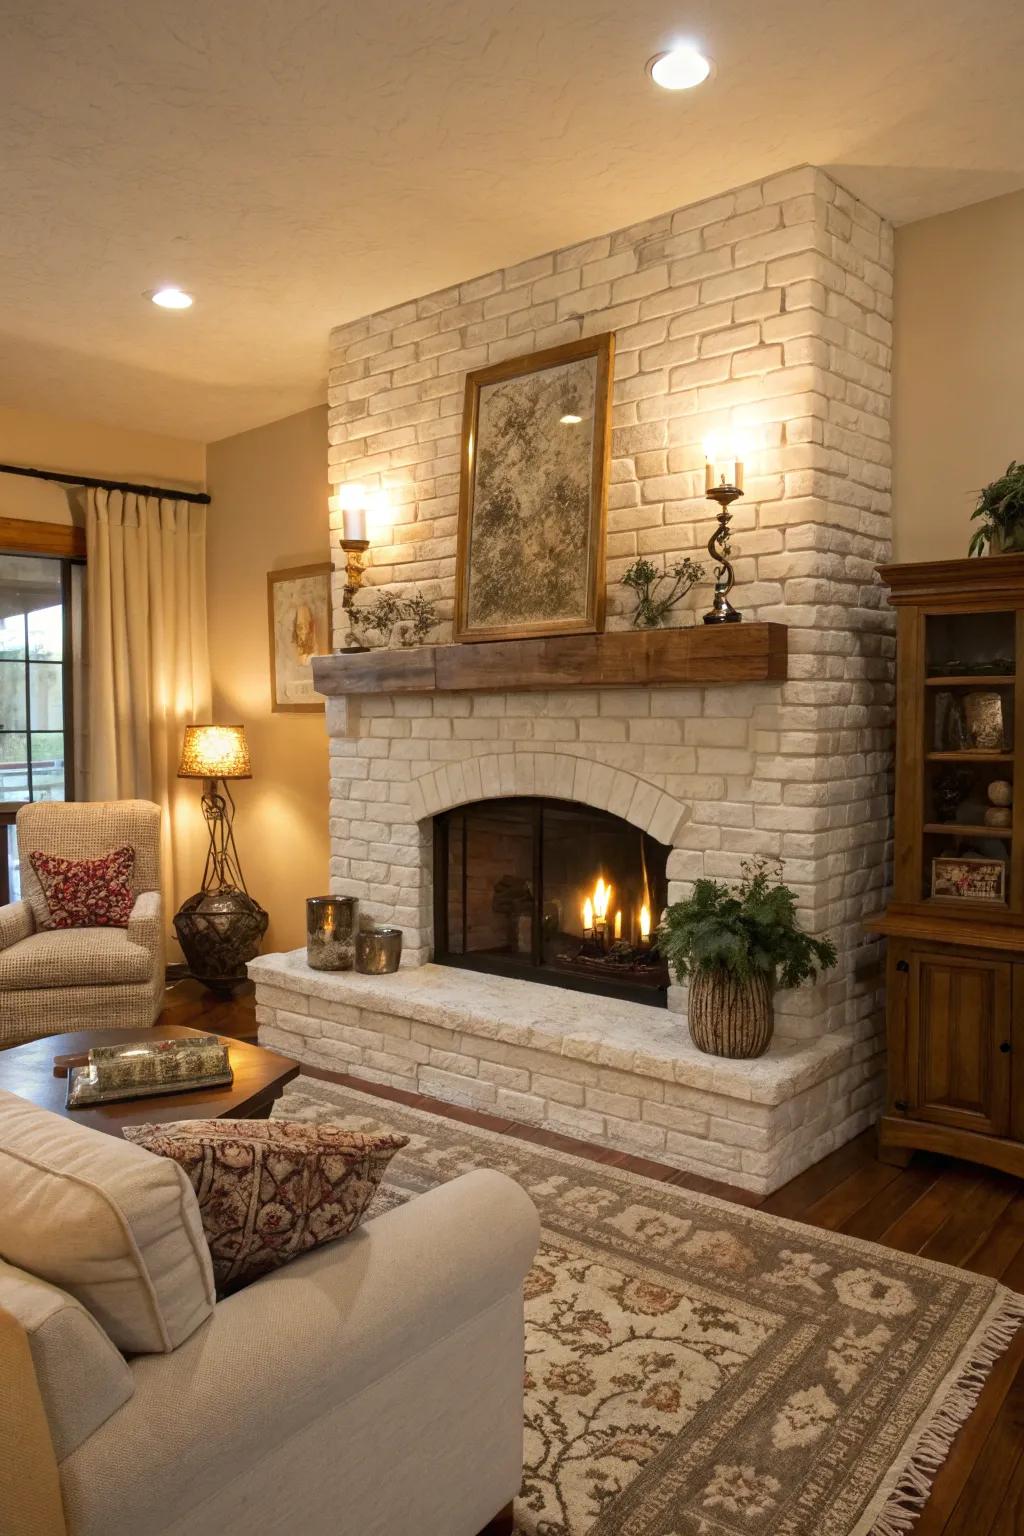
[173,888,269,995]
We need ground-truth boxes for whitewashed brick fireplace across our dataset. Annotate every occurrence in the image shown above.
[251,165,896,1194]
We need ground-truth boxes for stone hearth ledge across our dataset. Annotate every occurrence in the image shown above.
[250,952,881,1194]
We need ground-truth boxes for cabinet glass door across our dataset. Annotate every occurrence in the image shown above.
[922,609,1015,909]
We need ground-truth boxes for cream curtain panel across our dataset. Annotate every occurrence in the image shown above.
[84,489,211,918]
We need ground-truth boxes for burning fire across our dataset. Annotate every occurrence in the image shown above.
[582,877,612,934]
[580,874,652,944]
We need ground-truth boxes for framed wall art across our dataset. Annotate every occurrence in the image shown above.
[267,563,333,712]
[930,854,1007,904]
[454,333,614,643]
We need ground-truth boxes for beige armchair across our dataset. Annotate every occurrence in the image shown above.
[0,800,164,1047]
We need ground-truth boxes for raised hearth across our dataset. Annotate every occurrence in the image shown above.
[251,952,878,1194]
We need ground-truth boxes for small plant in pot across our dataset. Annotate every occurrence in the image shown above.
[658,857,837,1059]
[968,461,1024,555]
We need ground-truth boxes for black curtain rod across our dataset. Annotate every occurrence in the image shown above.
[0,460,211,506]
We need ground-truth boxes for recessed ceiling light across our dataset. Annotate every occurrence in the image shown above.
[150,287,193,310]
[560,413,583,426]
[648,46,713,91]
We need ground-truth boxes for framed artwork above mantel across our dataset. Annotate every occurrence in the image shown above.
[454,333,614,644]
[267,563,332,713]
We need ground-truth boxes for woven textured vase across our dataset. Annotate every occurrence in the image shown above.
[687,969,774,1059]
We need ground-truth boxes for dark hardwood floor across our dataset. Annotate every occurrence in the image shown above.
[168,982,1024,1536]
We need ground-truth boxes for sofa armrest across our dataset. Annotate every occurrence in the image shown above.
[126,889,161,956]
[59,1170,539,1535]
[0,899,34,951]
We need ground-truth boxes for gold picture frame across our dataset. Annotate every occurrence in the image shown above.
[267,563,333,713]
[454,333,614,643]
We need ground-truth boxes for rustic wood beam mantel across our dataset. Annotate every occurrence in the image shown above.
[312,623,788,697]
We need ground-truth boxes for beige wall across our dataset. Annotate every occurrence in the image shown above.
[206,406,330,953]
[0,403,205,524]
[893,187,1024,562]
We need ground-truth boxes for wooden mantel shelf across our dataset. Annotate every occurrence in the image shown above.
[312,623,788,697]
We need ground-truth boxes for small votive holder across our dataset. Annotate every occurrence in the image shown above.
[355,927,403,975]
[306,896,359,971]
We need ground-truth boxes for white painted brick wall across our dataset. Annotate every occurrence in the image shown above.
[321,164,894,1065]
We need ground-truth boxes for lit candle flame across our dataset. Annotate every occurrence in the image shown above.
[614,910,622,941]
[639,903,651,941]
[582,896,594,933]
[594,878,612,922]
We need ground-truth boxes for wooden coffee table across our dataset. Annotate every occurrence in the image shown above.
[0,1024,300,1137]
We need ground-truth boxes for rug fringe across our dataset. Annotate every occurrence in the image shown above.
[869,1292,1024,1535]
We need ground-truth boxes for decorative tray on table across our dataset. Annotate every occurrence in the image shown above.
[65,1035,233,1108]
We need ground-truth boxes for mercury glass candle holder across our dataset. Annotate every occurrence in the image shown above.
[355,927,403,975]
[306,896,359,971]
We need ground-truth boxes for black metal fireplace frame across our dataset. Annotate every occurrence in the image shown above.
[432,796,669,1007]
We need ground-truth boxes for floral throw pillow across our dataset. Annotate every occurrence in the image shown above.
[122,1119,409,1295]
[29,845,136,930]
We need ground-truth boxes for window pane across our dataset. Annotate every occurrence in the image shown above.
[27,602,63,662]
[6,824,20,901]
[0,733,29,803]
[0,613,24,660]
[0,556,62,662]
[31,734,64,801]
[0,662,27,731]
[29,662,63,731]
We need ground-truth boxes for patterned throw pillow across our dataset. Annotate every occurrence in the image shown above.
[122,1119,409,1294]
[29,845,136,930]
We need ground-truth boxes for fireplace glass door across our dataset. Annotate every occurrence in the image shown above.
[433,797,670,1005]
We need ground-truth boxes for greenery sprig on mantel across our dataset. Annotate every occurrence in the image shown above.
[657,857,837,989]
[968,461,1024,556]
[620,556,705,629]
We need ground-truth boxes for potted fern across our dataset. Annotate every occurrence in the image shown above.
[658,858,837,1059]
[968,461,1024,555]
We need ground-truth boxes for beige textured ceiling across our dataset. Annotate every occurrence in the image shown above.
[2,0,1023,445]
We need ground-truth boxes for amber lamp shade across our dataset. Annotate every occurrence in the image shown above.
[178,724,252,780]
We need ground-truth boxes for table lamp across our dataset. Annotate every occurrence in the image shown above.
[173,724,268,992]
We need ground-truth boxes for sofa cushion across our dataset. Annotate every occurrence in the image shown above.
[0,1090,215,1354]
[0,928,152,990]
[29,845,136,930]
[123,1119,409,1294]
[0,1259,133,1461]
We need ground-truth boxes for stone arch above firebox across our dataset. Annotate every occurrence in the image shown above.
[409,751,688,848]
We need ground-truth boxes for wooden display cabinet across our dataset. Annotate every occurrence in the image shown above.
[870,555,1024,1176]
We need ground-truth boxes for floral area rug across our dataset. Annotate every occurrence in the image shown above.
[276,1077,1024,1536]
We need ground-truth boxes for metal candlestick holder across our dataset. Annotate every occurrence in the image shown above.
[339,538,370,611]
[339,537,370,651]
[702,480,744,625]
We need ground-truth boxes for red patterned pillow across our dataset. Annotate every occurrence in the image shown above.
[29,845,136,930]
[122,1119,409,1294]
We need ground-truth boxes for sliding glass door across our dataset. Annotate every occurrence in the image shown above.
[0,553,83,900]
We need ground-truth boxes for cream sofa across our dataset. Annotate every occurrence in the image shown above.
[0,1089,540,1536]
[0,800,164,1047]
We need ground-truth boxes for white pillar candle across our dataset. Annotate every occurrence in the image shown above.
[342,504,368,543]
